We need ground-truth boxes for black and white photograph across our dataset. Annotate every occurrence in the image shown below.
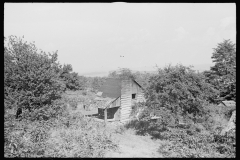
[4,3,236,158]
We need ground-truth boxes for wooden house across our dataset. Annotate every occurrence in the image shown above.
[98,78,146,122]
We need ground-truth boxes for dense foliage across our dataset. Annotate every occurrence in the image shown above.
[5,35,235,158]
[4,105,118,157]
[127,101,235,158]
[108,68,136,79]
[4,36,117,158]
[108,68,153,89]
[59,64,82,91]
[127,61,235,157]
[4,36,64,116]
[145,64,219,120]
[203,39,236,101]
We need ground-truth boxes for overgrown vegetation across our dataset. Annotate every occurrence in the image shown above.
[108,68,152,89]
[126,101,235,157]
[4,36,117,158]
[4,35,235,158]
[125,40,235,158]
[203,39,236,101]
[4,35,64,118]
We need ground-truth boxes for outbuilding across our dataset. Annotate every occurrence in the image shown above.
[98,78,146,122]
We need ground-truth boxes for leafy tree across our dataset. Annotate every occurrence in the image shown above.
[145,64,219,121]
[91,77,106,91]
[133,71,154,89]
[108,68,154,89]
[4,35,64,118]
[61,64,73,74]
[78,76,88,90]
[108,68,136,79]
[59,64,81,91]
[108,70,118,78]
[204,40,236,101]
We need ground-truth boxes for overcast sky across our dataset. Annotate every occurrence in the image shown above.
[4,3,236,77]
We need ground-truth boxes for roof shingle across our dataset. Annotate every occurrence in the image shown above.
[99,78,122,98]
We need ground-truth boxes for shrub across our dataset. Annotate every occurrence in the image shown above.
[157,128,234,158]
[115,125,126,134]
[4,110,118,157]
[59,64,82,91]
[82,91,87,96]
[145,64,219,119]
[4,35,64,118]
[69,101,78,110]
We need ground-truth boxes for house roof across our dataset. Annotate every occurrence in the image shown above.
[99,77,144,99]
[132,79,144,89]
[99,78,122,98]
[96,97,116,109]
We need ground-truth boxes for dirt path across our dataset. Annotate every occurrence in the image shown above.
[105,127,163,158]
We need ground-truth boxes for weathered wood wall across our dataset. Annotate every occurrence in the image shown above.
[120,79,146,122]
[136,90,145,103]
[120,80,132,121]
[131,80,146,103]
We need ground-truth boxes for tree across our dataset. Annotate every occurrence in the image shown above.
[90,77,106,91]
[145,64,219,120]
[133,71,154,89]
[108,68,136,79]
[78,76,88,90]
[59,64,81,91]
[4,35,64,118]
[204,40,236,101]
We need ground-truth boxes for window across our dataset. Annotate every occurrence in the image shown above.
[132,94,136,99]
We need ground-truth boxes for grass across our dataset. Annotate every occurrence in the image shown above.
[5,90,235,158]
[123,103,235,158]
[4,90,118,158]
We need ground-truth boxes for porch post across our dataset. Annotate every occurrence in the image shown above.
[104,108,107,124]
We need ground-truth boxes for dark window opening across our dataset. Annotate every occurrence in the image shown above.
[132,94,136,99]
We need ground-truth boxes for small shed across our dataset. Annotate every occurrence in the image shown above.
[98,78,146,122]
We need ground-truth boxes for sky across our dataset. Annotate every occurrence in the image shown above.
[4,3,236,77]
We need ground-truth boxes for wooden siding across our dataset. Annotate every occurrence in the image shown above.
[131,81,145,102]
[136,91,146,102]
[131,81,139,93]
[120,80,132,121]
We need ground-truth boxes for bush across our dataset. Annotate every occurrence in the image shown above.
[59,64,82,91]
[157,127,235,158]
[82,91,87,96]
[4,35,64,118]
[145,64,219,119]
[4,110,118,157]
[115,125,126,134]
[69,101,78,110]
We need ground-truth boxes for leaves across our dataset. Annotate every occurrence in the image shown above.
[205,39,236,101]
[4,35,64,117]
[145,64,218,119]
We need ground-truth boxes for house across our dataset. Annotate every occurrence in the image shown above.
[98,78,146,122]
